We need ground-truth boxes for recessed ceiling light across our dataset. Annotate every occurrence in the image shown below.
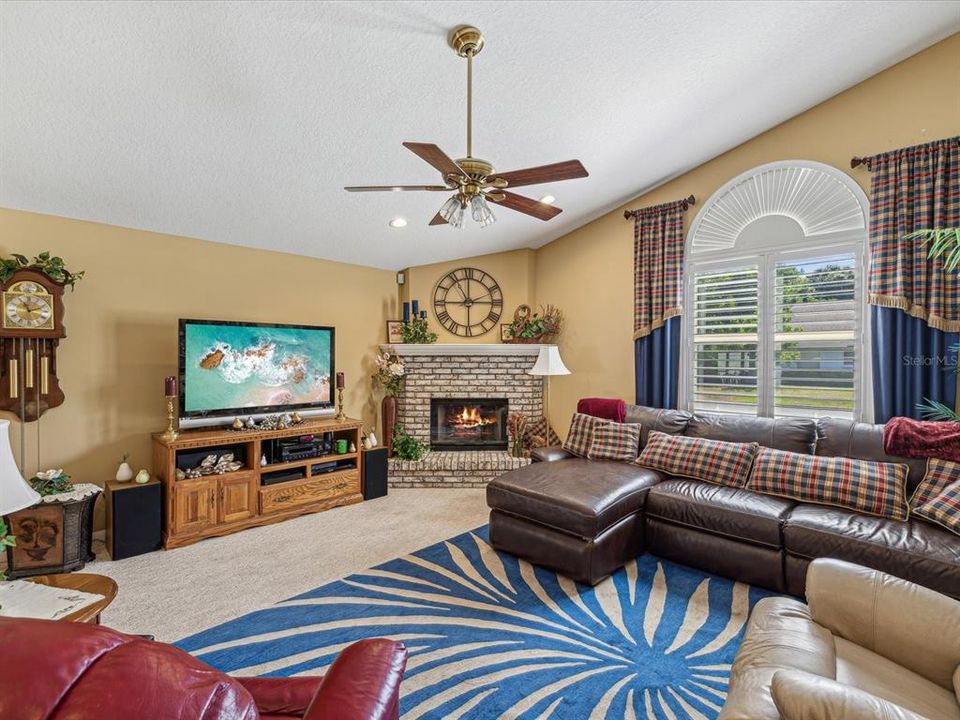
[539,195,556,205]
[389,217,407,228]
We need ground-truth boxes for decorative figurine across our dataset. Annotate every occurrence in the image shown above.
[368,430,378,447]
[175,468,186,481]
[232,417,244,430]
[349,441,356,453]
[362,435,373,450]
[260,453,268,467]
[115,453,134,483]
[245,416,256,429]
[291,411,302,424]
[135,469,150,484]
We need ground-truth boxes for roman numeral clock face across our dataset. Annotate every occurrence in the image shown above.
[433,267,503,337]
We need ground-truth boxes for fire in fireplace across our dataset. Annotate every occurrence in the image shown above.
[430,398,508,451]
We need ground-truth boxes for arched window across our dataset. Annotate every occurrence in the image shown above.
[683,161,870,420]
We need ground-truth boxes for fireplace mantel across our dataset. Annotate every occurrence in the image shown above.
[381,343,547,356]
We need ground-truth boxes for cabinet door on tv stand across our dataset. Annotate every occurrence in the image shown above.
[218,474,257,524]
[173,477,217,534]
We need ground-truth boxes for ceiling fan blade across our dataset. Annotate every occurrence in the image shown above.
[492,191,563,221]
[429,211,448,226]
[487,160,588,188]
[402,142,464,177]
[344,185,449,192]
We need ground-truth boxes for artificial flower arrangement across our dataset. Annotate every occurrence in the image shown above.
[372,347,405,397]
[507,412,528,458]
[30,468,74,496]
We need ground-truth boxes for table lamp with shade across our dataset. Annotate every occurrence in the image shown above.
[0,419,39,517]
[528,345,571,439]
[0,418,39,582]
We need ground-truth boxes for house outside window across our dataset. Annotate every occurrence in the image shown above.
[683,161,871,421]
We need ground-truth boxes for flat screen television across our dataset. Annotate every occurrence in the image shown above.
[178,319,335,426]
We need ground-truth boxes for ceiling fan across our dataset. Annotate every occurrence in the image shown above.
[345,26,588,228]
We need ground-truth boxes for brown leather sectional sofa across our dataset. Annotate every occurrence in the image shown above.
[486,404,960,599]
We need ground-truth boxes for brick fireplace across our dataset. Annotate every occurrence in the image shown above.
[385,344,545,488]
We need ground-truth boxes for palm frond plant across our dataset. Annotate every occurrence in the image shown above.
[906,228,960,421]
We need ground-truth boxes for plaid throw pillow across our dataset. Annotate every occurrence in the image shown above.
[911,458,960,508]
[589,420,642,462]
[523,416,562,449]
[913,479,960,537]
[563,412,596,457]
[635,431,758,487]
[748,447,910,521]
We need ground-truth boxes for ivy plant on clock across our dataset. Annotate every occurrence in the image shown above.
[432,267,503,338]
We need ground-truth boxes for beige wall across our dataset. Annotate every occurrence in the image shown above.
[400,249,536,343]
[534,33,960,435]
[0,209,397,527]
[2,33,956,519]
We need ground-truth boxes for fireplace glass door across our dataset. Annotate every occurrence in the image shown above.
[430,398,508,451]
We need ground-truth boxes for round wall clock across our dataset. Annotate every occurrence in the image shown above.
[433,267,503,337]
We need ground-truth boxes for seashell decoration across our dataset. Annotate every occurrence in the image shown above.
[184,453,244,478]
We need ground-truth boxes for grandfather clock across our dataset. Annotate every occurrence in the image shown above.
[0,269,67,422]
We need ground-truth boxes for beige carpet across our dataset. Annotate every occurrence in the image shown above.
[88,488,489,641]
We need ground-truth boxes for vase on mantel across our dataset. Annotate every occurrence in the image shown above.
[382,395,397,458]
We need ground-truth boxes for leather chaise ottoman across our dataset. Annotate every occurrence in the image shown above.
[487,458,664,585]
[645,479,798,592]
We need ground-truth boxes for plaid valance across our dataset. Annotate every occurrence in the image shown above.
[866,136,960,332]
[632,197,688,340]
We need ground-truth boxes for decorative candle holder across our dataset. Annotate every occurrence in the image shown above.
[162,395,179,441]
[335,387,346,421]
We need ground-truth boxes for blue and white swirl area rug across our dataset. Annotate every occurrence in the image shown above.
[177,526,775,719]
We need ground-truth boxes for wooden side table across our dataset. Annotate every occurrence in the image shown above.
[26,573,118,624]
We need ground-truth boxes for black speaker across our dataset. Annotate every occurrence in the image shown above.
[362,447,388,500]
[106,480,162,560]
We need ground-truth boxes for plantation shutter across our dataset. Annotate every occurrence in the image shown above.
[691,266,760,415]
[773,253,858,418]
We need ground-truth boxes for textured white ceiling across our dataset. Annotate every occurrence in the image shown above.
[1,1,957,270]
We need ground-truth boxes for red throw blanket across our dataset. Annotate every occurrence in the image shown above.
[576,397,626,423]
[883,416,960,462]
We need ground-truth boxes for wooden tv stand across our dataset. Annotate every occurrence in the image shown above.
[152,417,364,549]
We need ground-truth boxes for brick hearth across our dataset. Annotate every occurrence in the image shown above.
[384,344,545,488]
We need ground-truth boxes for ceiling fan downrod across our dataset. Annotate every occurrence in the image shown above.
[450,26,484,160]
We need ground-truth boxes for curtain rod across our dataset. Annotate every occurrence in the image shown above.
[623,195,696,220]
[851,136,959,170]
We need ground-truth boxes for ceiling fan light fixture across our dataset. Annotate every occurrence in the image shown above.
[389,217,407,228]
[539,195,556,205]
[439,195,465,228]
[470,195,496,228]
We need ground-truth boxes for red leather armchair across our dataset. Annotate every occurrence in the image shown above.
[0,617,407,720]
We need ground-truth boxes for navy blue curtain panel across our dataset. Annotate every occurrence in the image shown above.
[635,316,681,409]
[872,305,958,423]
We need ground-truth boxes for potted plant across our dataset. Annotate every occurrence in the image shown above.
[392,426,426,461]
[0,520,15,580]
[401,316,438,344]
[372,348,405,456]
[506,304,563,343]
